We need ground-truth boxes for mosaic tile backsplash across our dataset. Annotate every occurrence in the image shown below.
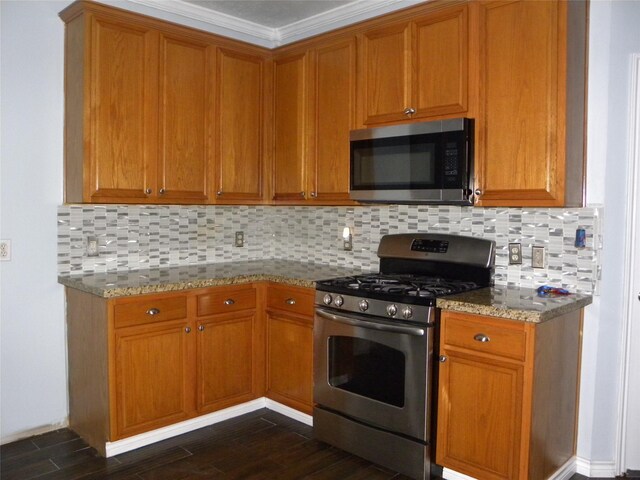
[58,205,602,294]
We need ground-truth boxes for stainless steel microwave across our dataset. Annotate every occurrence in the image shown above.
[349,118,473,205]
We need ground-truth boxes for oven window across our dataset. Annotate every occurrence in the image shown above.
[328,336,405,408]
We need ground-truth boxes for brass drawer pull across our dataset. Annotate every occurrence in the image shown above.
[224,299,235,305]
[146,308,160,316]
[474,333,490,343]
[285,298,296,305]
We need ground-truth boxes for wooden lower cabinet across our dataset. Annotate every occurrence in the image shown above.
[66,284,266,454]
[436,310,582,480]
[113,319,194,439]
[265,284,315,415]
[196,311,262,413]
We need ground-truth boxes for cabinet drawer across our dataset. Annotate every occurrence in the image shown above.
[114,296,187,329]
[442,313,527,362]
[267,285,314,317]
[197,285,256,316]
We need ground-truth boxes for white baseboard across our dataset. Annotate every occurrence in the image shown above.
[0,418,69,445]
[104,397,312,457]
[443,457,578,480]
[576,456,618,478]
[442,468,477,480]
[105,398,266,457]
[265,399,313,426]
[548,457,578,480]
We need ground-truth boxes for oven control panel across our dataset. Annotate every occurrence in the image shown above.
[410,239,449,253]
[317,291,435,325]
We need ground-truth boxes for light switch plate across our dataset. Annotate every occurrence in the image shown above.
[532,246,545,268]
[86,236,99,257]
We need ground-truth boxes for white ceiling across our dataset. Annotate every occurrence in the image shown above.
[124,0,428,47]
[182,0,355,28]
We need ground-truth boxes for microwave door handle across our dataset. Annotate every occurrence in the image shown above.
[316,308,426,337]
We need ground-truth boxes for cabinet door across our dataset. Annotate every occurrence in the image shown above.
[358,22,412,126]
[475,0,566,206]
[273,53,308,201]
[113,321,193,439]
[413,5,469,118]
[266,312,313,414]
[157,34,213,203]
[307,38,356,203]
[87,16,158,202]
[436,350,524,480]
[196,312,258,413]
[215,48,265,202]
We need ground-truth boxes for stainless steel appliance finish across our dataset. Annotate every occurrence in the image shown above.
[313,233,495,480]
[349,118,474,205]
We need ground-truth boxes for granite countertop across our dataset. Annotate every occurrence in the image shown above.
[436,286,593,323]
[58,260,365,298]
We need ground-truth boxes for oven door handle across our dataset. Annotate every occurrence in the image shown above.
[316,308,426,337]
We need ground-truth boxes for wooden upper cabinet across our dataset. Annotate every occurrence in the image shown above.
[413,5,468,118]
[358,22,412,126]
[60,1,269,205]
[157,34,213,203]
[273,38,356,205]
[73,15,158,203]
[272,53,308,201]
[357,4,469,127]
[474,0,586,207]
[215,48,265,202]
[307,38,356,203]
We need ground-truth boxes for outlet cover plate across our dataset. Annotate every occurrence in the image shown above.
[508,243,522,265]
[0,239,11,261]
[235,231,244,248]
[532,246,545,268]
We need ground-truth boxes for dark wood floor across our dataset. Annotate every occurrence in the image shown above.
[0,409,614,480]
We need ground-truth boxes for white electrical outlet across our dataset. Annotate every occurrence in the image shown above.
[0,239,11,261]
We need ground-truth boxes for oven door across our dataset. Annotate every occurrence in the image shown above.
[314,307,433,442]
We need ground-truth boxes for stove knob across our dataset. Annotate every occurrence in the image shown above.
[401,306,413,319]
[334,295,344,307]
[358,299,369,312]
[386,304,398,317]
[323,294,333,306]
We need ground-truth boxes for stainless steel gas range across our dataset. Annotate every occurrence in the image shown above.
[313,233,496,480]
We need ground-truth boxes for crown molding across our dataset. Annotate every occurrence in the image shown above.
[276,0,428,46]
[125,0,275,46]
[121,0,430,48]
